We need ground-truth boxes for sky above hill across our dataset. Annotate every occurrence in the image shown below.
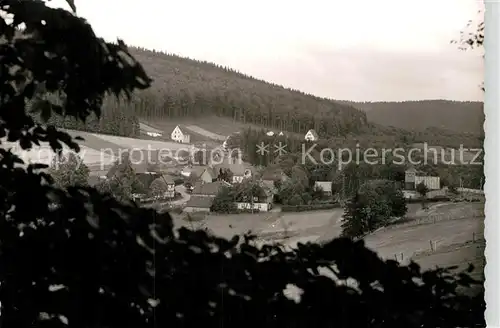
[50,0,484,102]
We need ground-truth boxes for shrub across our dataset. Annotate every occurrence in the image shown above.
[281,203,341,212]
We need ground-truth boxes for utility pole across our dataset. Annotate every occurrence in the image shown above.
[459,176,463,199]
[341,174,345,203]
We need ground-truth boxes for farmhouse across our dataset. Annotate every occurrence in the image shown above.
[104,149,180,200]
[184,196,214,213]
[185,180,231,212]
[192,180,230,197]
[150,175,175,199]
[235,180,274,212]
[404,168,440,190]
[170,125,191,144]
[199,167,217,183]
[314,181,333,196]
[214,162,253,184]
[304,129,319,142]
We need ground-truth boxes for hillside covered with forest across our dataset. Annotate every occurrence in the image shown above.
[37,45,482,147]
[125,47,369,137]
[341,100,484,134]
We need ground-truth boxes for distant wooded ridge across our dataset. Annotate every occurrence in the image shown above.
[130,46,483,135]
[339,100,484,134]
[30,44,483,139]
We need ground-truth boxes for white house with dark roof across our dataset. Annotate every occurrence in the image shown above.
[304,129,319,142]
[199,167,217,183]
[314,181,333,196]
[404,167,440,191]
[171,125,191,144]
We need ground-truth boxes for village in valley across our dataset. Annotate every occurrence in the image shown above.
[11,114,483,278]
[0,0,488,325]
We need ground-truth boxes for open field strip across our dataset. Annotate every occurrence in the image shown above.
[86,133,190,152]
[138,122,163,134]
[183,125,227,141]
[0,139,115,168]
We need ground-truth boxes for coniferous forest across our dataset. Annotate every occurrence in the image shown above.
[36,45,483,145]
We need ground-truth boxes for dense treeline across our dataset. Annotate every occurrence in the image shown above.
[340,100,484,134]
[126,46,368,137]
[29,96,140,137]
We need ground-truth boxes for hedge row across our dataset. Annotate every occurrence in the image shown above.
[406,196,451,204]
[281,203,341,212]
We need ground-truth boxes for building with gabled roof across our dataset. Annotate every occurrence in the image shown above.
[184,196,214,213]
[314,181,333,196]
[199,166,217,183]
[192,180,231,197]
[213,161,253,184]
[171,125,191,144]
[304,129,319,142]
[404,167,440,191]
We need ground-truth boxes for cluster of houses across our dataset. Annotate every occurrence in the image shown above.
[263,128,319,142]
[107,123,442,211]
[141,119,321,146]
[184,162,260,212]
[183,161,334,213]
[88,149,178,201]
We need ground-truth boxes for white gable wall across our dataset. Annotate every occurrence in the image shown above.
[171,126,184,142]
[304,130,317,141]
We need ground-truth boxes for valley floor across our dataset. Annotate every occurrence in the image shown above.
[172,201,485,284]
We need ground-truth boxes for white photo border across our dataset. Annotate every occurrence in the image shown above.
[484,1,499,326]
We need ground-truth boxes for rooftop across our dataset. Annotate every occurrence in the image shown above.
[306,129,319,138]
[185,196,214,209]
[213,161,253,176]
[192,180,230,196]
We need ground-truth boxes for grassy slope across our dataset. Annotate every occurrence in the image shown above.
[183,202,483,282]
[142,115,304,140]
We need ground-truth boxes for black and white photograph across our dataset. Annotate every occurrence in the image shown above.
[0,0,493,327]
